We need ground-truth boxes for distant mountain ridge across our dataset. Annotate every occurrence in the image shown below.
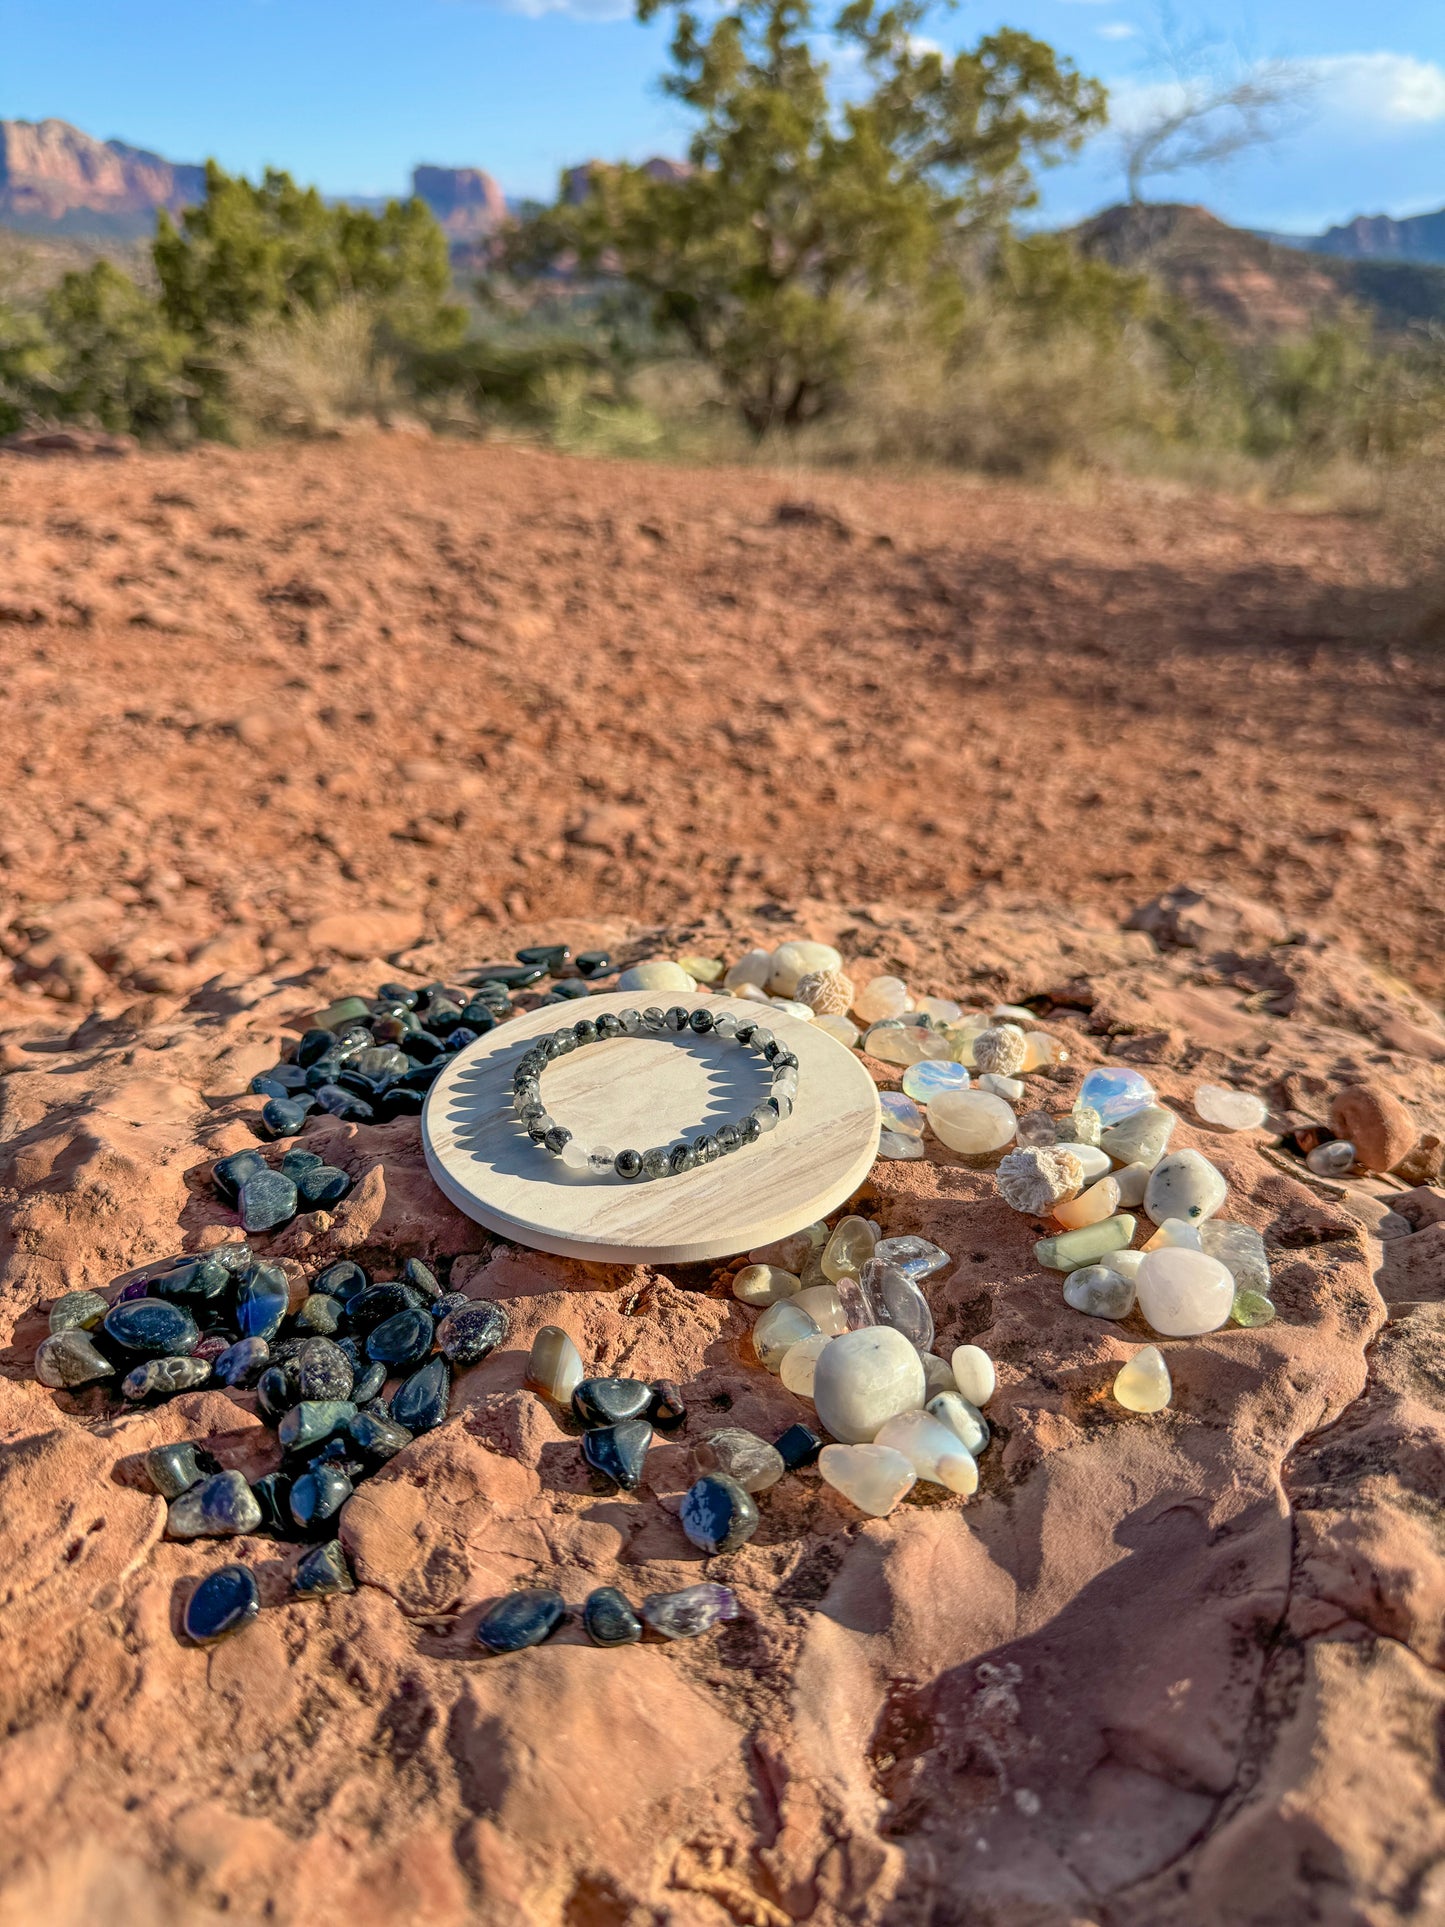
[0,118,205,237]
[1298,207,1445,266]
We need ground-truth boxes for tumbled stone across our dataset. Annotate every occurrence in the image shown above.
[1114,1345,1172,1413]
[812,1326,926,1445]
[950,1345,996,1407]
[280,1147,326,1177]
[293,1539,356,1598]
[293,1293,342,1337]
[919,1353,955,1398]
[366,1309,436,1370]
[213,1149,268,1203]
[1142,1215,1202,1252]
[1108,1248,1147,1284]
[1078,1067,1157,1125]
[858,1258,934,1352]
[724,948,772,991]
[880,1091,926,1139]
[754,1299,821,1372]
[692,1428,785,1494]
[430,1291,470,1323]
[680,1473,759,1554]
[292,1336,355,1402]
[145,1441,222,1499]
[779,1333,832,1398]
[866,1024,952,1066]
[167,1470,263,1540]
[1195,1084,1268,1131]
[814,1012,860,1047]
[583,1586,642,1646]
[236,1264,290,1341]
[1136,1248,1233,1336]
[927,1089,1015,1156]
[1017,1110,1056,1147]
[1100,1104,1175,1169]
[476,1587,568,1653]
[297,1164,352,1209]
[791,1283,850,1336]
[878,1128,925,1160]
[315,1260,369,1305]
[398,1258,443,1301]
[774,1423,823,1469]
[822,1215,877,1281]
[346,1408,413,1465]
[873,1235,950,1283]
[1329,1084,1417,1174]
[102,1298,200,1359]
[1034,1214,1137,1271]
[1231,1289,1277,1327]
[769,940,843,998]
[238,1169,299,1235]
[819,1442,916,1516]
[573,1377,653,1427]
[979,1073,1025,1103]
[48,1289,109,1334]
[1019,1030,1069,1072]
[647,1380,686,1430]
[1063,1264,1135,1319]
[901,1060,970,1103]
[122,1355,211,1401]
[733,1264,800,1307]
[1200,1220,1271,1295]
[278,1400,357,1452]
[1144,1149,1228,1227]
[581,1419,652,1492]
[853,975,911,1024]
[390,1357,450,1433]
[617,959,694,992]
[996,1145,1084,1216]
[289,1464,353,1537]
[436,1299,509,1367]
[1113,1162,1151,1207]
[641,1583,739,1640]
[1052,1175,1121,1231]
[927,1391,990,1457]
[526,1325,585,1403]
[184,1565,260,1644]
[1306,1140,1355,1176]
[35,1329,114,1389]
[874,1410,978,1495]
[349,1283,427,1332]
[249,1471,294,1537]
[260,1095,314,1140]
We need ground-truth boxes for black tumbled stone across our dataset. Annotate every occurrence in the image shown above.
[399,1258,442,1301]
[582,1586,642,1647]
[236,1263,290,1341]
[390,1357,450,1433]
[680,1473,759,1553]
[346,1408,412,1465]
[517,944,569,972]
[349,1283,427,1331]
[614,1149,643,1181]
[367,1309,435,1369]
[250,1471,294,1535]
[774,1423,823,1470]
[293,1336,355,1402]
[575,951,612,979]
[297,1027,339,1067]
[213,1336,270,1388]
[430,1291,470,1322]
[184,1565,260,1644]
[293,1539,355,1599]
[122,1355,212,1400]
[572,1376,652,1428]
[549,979,592,1000]
[476,1587,568,1654]
[260,1095,313,1141]
[648,1380,687,1431]
[213,1149,267,1203]
[293,1293,342,1336]
[288,1464,353,1537]
[314,1260,369,1305]
[581,1419,652,1492]
[238,1169,298,1234]
[437,1299,509,1367]
[313,1084,375,1123]
[151,1253,232,1304]
[351,1360,388,1403]
[297,1164,352,1209]
[256,1362,303,1423]
[103,1298,200,1359]
[144,1441,222,1499]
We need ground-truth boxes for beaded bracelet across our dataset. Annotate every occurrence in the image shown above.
[512,1004,800,1181]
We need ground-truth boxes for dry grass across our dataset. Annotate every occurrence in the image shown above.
[225,301,402,438]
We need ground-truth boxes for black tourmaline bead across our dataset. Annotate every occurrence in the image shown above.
[581,1419,652,1492]
[184,1565,260,1644]
[775,1423,824,1470]
[583,1586,641,1647]
[774,1051,799,1072]
[740,1114,763,1144]
[543,1126,571,1156]
[665,1006,689,1031]
[575,950,612,979]
[614,1150,643,1181]
[572,1377,653,1428]
[760,1040,780,1063]
[734,1022,757,1046]
[691,1134,717,1164]
[688,1008,714,1033]
[668,1144,694,1175]
[642,1007,665,1031]
[477,1587,568,1653]
[594,1012,622,1039]
[573,1019,597,1045]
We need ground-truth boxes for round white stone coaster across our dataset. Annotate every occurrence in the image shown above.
[423,991,881,1263]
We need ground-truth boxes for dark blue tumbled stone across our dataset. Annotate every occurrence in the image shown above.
[296,1027,338,1067]
[390,1357,450,1434]
[315,1260,369,1305]
[256,1361,302,1422]
[184,1564,260,1644]
[314,1084,375,1123]
[213,1149,267,1203]
[166,1470,263,1539]
[549,979,593,1000]
[213,1336,270,1388]
[575,951,612,979]
[581,1420,652,1492]
[572,1377,652,1428]
[351,1360,387,1403]
[476,1587,567,1654]
[288,1464,353,1537]
[377,982,420,1009]
[582,1586,642,1647]
[774,1423,823,1471]
[250,1471,294,1535]
[251,1074,290,1101]
[346,1408,412,1465]
[366,1309,435,1369]
[122,1354,212,1400]
[297,1164,352,1208]
[280,1148,325,1178]
[350,1283,427,1331]
[402,1031,446,1065]
[238,1169,298,1233]
[399,1258,442,1301]
[436,1299,509,1367]
[648,1380,687,1431]
[378,1087,425,1119]
[680,1474,759,1554]
[151,1253,231,1304]
[430,1291,469,1322]
[103,1298,200,1359]
[517,944,569,972]
[278,1399,356,1452]
[293,1539,355,1599]
[236,1263,290,1340]
[144,1441,222,1499]
[260,1095,314,1141]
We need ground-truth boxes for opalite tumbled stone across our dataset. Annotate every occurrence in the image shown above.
[859,1258,934,1352]
[769,941,842,998]
[1144,1149,1228,1227]
[879,1129,925,1160]
[866,1025,951,1067]
[1195,1084,1268,1131]
[793,1284,850,1336]
[1063,1263,1135,1319]
[1114,1346,1172,1413]
[814,1013,860,1047]
[526,1325,585,1404]
[880,1091,926,1138]
[950,1344,996,1407]
[1052,1175,1121,1231]
[1306,1140,1355,1177]
[819,1442,917,1516]
[902,1059,970,1103]
[1034,1214,1136,1271]
[822,1215,877,1282]
[926,1390,989,1456]
[812,1326,926,1444]
[754,1299,821,1371]
[1078,1067,1157,1125]
[927,1090,1016,1156]
[692,1428,786,1493]
[996,1145,1084,1215]
[1200,1220,1271,1295]
[1135,1248,1234,1336]
[874,1235,951,1282]
[725,948,772,990]
[1100,1105,1175,1169]
[1142,1215,1202,1252]
[853,975,912,1024]
[733,1263,801,1307]
[874,1411,978,1495]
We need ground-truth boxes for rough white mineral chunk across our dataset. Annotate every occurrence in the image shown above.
[927,1090,1016,1155]
[1144,1149,1228,1227]
[950,1344,996,1407]
[794,967,855,1015]
[1194,1084,1269,1131]
[811,1326,927,1443]
[874,1411,978,1495]
[1135,1248,1234,1335]
[971,1024,1028,1078]
[995,1145,1085,1215]
[1114,1345,1172,1413]
[818,1443,917,1515]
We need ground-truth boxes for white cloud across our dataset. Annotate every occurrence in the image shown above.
[488,0,635,17]
[1097,22,1138,40]
[1306,52,1445,125]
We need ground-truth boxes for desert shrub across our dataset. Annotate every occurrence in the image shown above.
[0,262,191,437]
[223,301,403,438]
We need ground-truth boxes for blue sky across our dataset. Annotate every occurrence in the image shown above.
[1,0,1444,233]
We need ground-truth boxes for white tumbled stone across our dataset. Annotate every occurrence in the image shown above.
[927,1090,1016,1156]
[1114,1345,1172,1413]
[1142,1215,1203,1252]
[818,1443,917,1516]
[874,1411,978,1495]
[754,1299,821,1371]
[616,958,694,993]
[950,1344,996,1407]
[926,1390,989,1456]
[768,940,842,998]
[779,1334,831,1397]
[1135,1248,1234,1336]
[1144,1149,1229,1228]
[725,947,773,991]
[792,1284,851,1337]
[1112,1161,1151,1207]
[733,1263,801,1307]
[811,1326,926,1444]
[1195,1084,1269,1131]
[920,1352,958,1399]
[814,1012,860,1047]
[979,1072,1026,1102]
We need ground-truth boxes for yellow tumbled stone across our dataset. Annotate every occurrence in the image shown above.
[1114,1345,1172,1413]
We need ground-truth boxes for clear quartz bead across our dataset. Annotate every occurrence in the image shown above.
[560,1139,591,1170]
[752,1104,779,1133]
[588,1146,616,1172]
[619,1008,643,1034]
[713,1012,738,1039]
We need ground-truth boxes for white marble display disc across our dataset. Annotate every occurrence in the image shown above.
[422,991,881,1264]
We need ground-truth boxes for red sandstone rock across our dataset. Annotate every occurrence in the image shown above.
[1330,1082,1418,1173]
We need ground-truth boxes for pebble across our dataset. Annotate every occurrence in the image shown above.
[1078,1067,1157,1125]
[292,1336,356,1402]
[430,1292,470,1323]
[436,1299,509,1367]
[575,951,613,978]
[878,1129,925,1159]
[779,1333,832,1397]
[768,941,842,998]
[1194,1084,1268,1131]
[733,1263,801,1307]
[1143,1216,1202,1251]
[1144,1149,1228,1227]
[1034,1215,1136,1271]
[1019,1030,1069,1072]
[724,948,772,991]
[390,1357,451,1433]
[35,1329,114,1388]
[996,1145,1084,1215]
[184,1565,260,1644]
[1052,1175,1121,1231]
[477,1587,568,1654]
[792,1283,851,1336]
[641,1583,739,1639]
[213,1149,268,1202]
[979,1072,1026,1103]
[1112,1162,1151,1207]
[167,1470,264,1539]
[294,1294,342,1336]
[518,943,570,972]
[527,1326,585,1403]
[874,1411,978,1495]
[1107,1248,1147,1284]
[145,1441,222,1498]
[347,1408,413,1464]
[858,1259,934,1352]
[692,1427,786,1493]
[1100,1105,1175,1169]
[680,1473,760,1553]
[1135,1249,1234,1336]
[582,1419,652,1491]
[648,1380,687,1430]
[399,1259,443,1301]
[297,1165,353,1208]
[920,1352,957,1398]
[972,1024,1027,1078]
[315,1260,369,1305]
[927,1090,1016,1156]
[901,1060,970,1103]
[350,1283,427,1332]
[1306,1140,1355,1177]
[819,1442,917,1515]
[950,1345,996,1407]
[250,1472,294,1535]
[289,1464,353,1536]
[681,955,725,983]
[293,1539,356,1598]
[617,959,694,992]
[812,1326,926,1444]
[102,1298,200,1359]
[48,1289,109,1334]
[815,1013,860,1047]
[236,1264,290,1341]
[754,1299,821,1371]
[573,1377,653,1427]
[874,1235,951,1282]
[916,996,963,1024]
[1063,1264,1135,1319]
[880,1091,926,1138]
[260,1095,314,1140]
[366,1309,436,1369]
[122,1356,211,1400]
[1328,1084,1417,1174]
[927,1391,989,1456]
[238,1169,299,1235]
[822,1215,877,1281]
[1232,1288,1277,1326]
[853,975,912,1024]
[584,1586,643,1646]
[1114,1346,1172,1413]
[279,1400,357,1452]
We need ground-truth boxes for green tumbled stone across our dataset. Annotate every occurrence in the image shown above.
[49,1289,110,1334]
[1231,1289,1276,1328]
[310,996,372,1032]
[1033,1214,1137,1272]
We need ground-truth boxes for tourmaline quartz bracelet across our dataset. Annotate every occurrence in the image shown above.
[511,1004,800,1181]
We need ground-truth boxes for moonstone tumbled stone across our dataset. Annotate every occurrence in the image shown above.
[1063,1264,1135,1319]
[1078,1067,1157,1125]
[1144,1149,1228,1227]
[733,1264,801,1307]
[819,1443,916,1515]
[768,940,842,998]
[526,1325,585,1403]
[1034,1215,1136,1271]
[776,1333,827,1397]
[812,1326,926,1444]
[1195,1084,1269,1131]
[878,1129,925,1160]
[692,1427,786,1493]
[1135,1248,1234,1335]
[927,1390,989,1456]
[880,1091,926,1139]
[927,1090,1016,1156]
[1100,1105,1175,1169]
[875,1411,978,1494]
[853,975,911,1024]
[858,1258,934,1352]
[995,1145,1084,1215]
[1115,1346,1172,1413]
[1200,1220,1271,1295]
[950,1344,996,1407]
[902,1060,970,1103]
[754,1299,821,1371]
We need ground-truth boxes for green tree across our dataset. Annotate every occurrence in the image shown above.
[508,0,1105,433]
[28,262,191,435]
